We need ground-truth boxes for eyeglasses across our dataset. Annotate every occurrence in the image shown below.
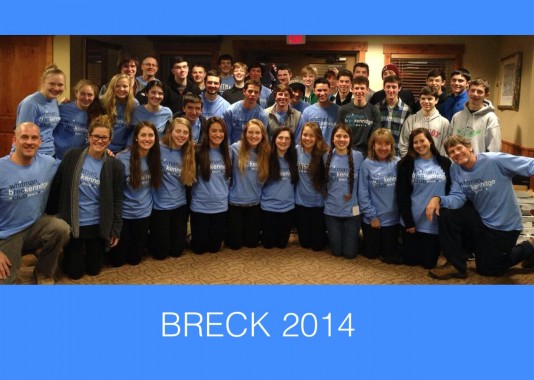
[90,134,110,142]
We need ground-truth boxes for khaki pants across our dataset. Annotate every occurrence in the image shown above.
[0,215,70,284]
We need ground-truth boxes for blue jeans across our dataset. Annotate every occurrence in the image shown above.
[325,215,361,259]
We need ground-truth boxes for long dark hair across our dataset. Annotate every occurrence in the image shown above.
[325,123,354,201]
[129,121,161,189]
[267,126,298,184]
[299,122,328,191]
[197,116,231,181]
[399,127,441,166]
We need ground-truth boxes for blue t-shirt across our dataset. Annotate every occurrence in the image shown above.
[131,105,172,139]
[261,157,295,212]
[324,150,363,217]
[403,157,446,234]
[53,102,89,160]
[16,91,61,156]
[117,150,152,219]
[219,76,235,94]
[223,101,269,144]
[108,100,139,153]
[295,145,324,207]
[78,155,103,226]
[152,144,187,210]
[201,93,230,119]
[0,154,59,238]
[228,142,264,205]
[442,153,534,231]
[296,103,339,146]
[191,148,230,214]
[358,157,400,226]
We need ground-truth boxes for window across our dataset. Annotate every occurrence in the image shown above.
[383,44,464,101]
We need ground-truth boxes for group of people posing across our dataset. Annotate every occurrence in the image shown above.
[1,55,534,285]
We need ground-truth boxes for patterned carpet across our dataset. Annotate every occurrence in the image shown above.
[17,234,534,285]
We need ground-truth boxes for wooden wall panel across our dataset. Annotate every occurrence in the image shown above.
[0,36,53,156]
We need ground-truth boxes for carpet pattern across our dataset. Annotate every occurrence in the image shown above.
[17,235,534,285]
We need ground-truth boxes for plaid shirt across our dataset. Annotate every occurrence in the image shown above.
[377,98,412,156]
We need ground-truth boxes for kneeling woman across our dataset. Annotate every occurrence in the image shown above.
[396,127,451,268]
[149,117,196,259]
[261,127,299,248]
[48,115,124,279]
[110,121,161,266]
[226,119,270,249]
[324,124,364,259]
[358,128,402,263]
[190,117,232,254]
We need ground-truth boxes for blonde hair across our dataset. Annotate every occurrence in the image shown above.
[238,119,270,183]
[367,128,395,161]
[101,74,136,126]
[161,117,196,186]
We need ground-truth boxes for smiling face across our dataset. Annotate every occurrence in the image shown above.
[373,138,392,162]
[337,75,351,96]
[300,126,317,153]
[136,126,156,153]
[447,143,476,168]
[412,132,432,159]
[450,74,468,95]
[183,102,202,122]
[275,130,291,155]
[209,122,225,148]
[419,94,438,113]
[233,67,247,82]
[351,83,368,104]
[333,128,350,153]
[302,74,315,88]
[114,78,130,100]
[88,126,111,157]
[426,75,444,95]
[275,90,290,108]
[384,81,400,104]
[245,124,263,148]
[121,60,137,79]
[468,84,487,109]
[314,83,331,104]
[219,59,232,76]
[141,57,158,78]
[205,75,221,95]
[75,84,95,110]
[191,66,206,85]
[41,74,65,100]
[353,66,369,78]
[170,122,190,149]
[12,123,41,163]
[147,85,164,108]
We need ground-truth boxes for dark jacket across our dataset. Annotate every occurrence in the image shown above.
[163,76,201,114]
[395,154,451,229]
[47,147,124,249]
[370,89,416,112]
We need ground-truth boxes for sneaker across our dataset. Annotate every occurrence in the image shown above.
[428,264,467,280]
[34,269,55,285]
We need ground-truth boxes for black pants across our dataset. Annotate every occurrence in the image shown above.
[439,204,533,276]
[109,216,150,267]
[361,223,400,260]
[400,229,440,269]
[148,205,189,259]
[226,204,261,250]
[61,225,106,279]
[261,209,295,249]
[190,211,227,254]
[295,205,327,251]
